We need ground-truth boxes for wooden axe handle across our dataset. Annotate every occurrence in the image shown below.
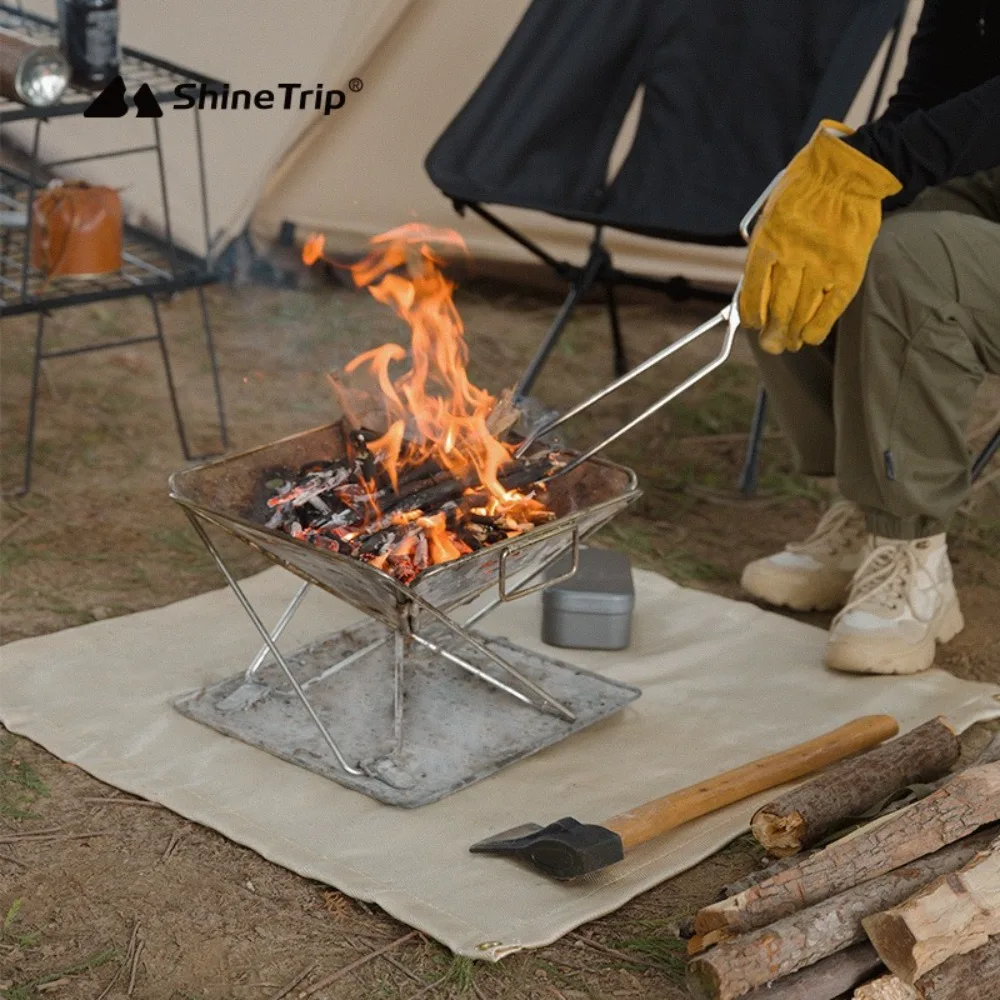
[603,715,899,851]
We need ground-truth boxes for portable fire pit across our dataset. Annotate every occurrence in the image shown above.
[169,421,643,806]
[168,216,750,807]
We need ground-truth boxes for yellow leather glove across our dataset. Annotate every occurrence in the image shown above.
[740,120,902,354]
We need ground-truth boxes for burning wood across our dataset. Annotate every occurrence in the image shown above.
[264,224,564,583]
[262,428,560,582]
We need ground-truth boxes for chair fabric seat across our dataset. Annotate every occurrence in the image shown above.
[426,0,906,245]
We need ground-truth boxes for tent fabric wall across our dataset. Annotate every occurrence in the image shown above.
[9,0,411,256]
[8,0,924,286]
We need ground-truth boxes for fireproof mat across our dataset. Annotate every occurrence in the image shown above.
[2,566,999,959]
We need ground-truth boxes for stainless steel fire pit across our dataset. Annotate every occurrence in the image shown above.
[167,269,745,808]
[166,183,765,807]
[168,420,645,806]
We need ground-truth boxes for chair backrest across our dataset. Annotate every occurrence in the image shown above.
[426,0,906,245]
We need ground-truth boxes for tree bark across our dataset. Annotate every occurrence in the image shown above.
[751,718,960,857]
[685,838,987,1000]
[863,838,1000,983]
[716,854,804,902]
[736,943,884,1000]
[693,762,1000,937]
[914,935,1000,999]
[853,974,917,999]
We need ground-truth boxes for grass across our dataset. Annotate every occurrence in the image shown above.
[443,955,478,991]
[2,900,40,950]
[1,947,119,999]
[151,528,213,563]
[0,740,50,821]
[612,935,687,981]
[599,521,733,583]
[756,469,831,504]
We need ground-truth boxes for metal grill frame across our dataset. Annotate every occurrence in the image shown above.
[170,420,642,780]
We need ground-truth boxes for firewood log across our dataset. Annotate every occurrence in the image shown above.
[863,837,1000,983]
[693,762,1000,937]
[738,943,883,1000]
[715,854,804,902]
[751,718,960,857]
[853,974,918,999]
[685,837,989,1000]
[680,733,1000,941]
[913,934,1000,999]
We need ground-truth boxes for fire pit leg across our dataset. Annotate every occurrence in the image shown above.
[244,580,311,682]
[409,632,539,710]
[295,548,579,707]
[411,597,578,723]
[181,509,364,777]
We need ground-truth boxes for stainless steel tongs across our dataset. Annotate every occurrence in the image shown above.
[514,176,782,481]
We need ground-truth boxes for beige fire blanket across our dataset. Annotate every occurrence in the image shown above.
[1,566,997,960]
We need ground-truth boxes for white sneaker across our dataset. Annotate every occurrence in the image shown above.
[824,534,964,675]
[741,500,867,611]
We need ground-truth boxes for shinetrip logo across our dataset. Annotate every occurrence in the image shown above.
[83,75,162,117]
[84,76,362,119]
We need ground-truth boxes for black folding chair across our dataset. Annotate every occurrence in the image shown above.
[426,0,907,401]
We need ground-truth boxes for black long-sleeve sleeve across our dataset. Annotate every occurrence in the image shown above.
[843,0,1000,205]
[848,75,1000,204]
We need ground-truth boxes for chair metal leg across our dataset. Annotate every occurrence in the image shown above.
[606,280,628,377]
[18,312,46,496]
[196,285,229,451]
[513,241,609,402]
[972,428,1000,483]
[738,385,769,497]
[148,293,193,460]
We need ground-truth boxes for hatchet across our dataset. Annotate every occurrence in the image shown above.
[470,714,898,880]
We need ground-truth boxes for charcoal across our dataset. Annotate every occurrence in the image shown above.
[456,526,484,552]
[468,512,498,527]
[254,440,561,583]
[359,528,397,555]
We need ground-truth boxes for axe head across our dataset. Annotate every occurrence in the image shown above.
[469,817,625,880]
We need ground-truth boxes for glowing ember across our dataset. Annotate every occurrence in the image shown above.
[269,224,560,582]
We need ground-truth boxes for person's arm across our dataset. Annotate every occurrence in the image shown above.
[846,75,1000,205]
[873,0,973,124]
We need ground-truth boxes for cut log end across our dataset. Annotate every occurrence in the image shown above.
[862,837,1000,985]
[750,809,807,857]
[686,961,723,1000]
[861,913,920,983]
[749,717,961,857]
[852,974,918,999]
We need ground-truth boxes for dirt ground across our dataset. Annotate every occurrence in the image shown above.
[1,264,998,1000]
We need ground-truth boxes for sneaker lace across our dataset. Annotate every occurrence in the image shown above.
[832,542,922,626]
[787,501,864,558]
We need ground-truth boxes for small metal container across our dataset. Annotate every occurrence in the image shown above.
[542,547,634,650]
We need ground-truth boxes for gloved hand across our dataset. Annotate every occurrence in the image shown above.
[740,120,902,354]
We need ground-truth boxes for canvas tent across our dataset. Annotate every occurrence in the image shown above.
[9,0,924,288]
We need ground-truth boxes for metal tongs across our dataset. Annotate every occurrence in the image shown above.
[514,177,782,481]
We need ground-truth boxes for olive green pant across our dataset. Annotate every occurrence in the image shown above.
[749,168,1000,539]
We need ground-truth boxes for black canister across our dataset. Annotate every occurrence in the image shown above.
[57,0,119,89]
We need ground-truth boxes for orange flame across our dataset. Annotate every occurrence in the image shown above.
[302,233,326,266]
[306,224,518,500]
[301,224,552,570]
